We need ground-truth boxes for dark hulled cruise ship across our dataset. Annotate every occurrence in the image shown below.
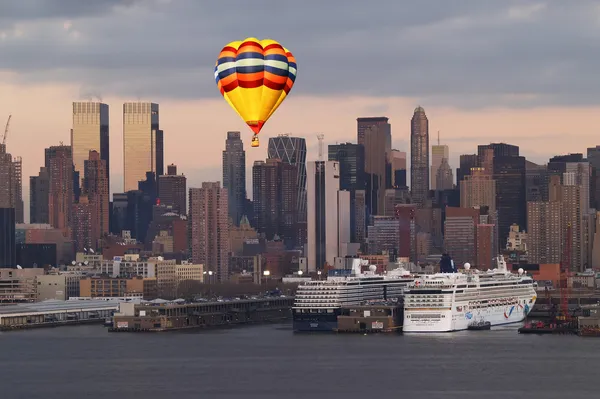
[292,259,415,332]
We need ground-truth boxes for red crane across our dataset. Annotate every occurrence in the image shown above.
[559,223,572,322]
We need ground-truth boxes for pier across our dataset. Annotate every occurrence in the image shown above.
[109,296,294,332]
[0,299,124,331]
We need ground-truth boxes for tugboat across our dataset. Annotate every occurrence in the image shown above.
[467,319,491,331]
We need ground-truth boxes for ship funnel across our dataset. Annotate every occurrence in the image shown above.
[351,258,362,275]
[496,255,507,272]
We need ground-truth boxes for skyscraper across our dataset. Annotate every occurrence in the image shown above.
[47,145,73,234]
[360,118,391,216]
[251,158,299,248]
[431,133,449,190]
[267,134,307,220]
[71,102,109,196]
[388,149,407,187]
[252,159,281,239]
[222,131,246,225]
[189,182,230,281]
[123,102,162,192]
[357,117,390,147]
[460,167,496,213]
[478,143,526,246]
[84,150,109,249]
[30,167,50,224]
[306,161,351,271]
[158,164,187,215]
[328,143,366,243]
[0,207,16,267]
[0,144,23,223]
[71,195,93,252]
[411,107,429,208]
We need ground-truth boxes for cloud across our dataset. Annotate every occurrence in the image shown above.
[1,1,600,108]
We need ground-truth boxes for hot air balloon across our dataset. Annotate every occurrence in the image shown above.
[214,37,297,147]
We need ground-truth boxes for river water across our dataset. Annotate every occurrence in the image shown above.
[1,322,598,398]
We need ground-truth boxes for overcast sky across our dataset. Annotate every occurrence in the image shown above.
[2,0,599,107]
[1,0,599,219]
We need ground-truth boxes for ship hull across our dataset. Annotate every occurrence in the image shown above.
[403,296,536,333]
[292,310,340,332]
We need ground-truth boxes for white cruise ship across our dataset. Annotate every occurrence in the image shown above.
[403,255,537,333]
[292,259,415,332]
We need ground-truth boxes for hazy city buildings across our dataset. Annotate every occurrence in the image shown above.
[123,102,163,192]
[222,131,246,225]
[411,107,429,208]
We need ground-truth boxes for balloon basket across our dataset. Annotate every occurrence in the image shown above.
[251,136,260,148]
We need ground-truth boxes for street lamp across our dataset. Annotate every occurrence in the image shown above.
[263,270,270,287]
[317,270,322,280]
[298,270,303,276]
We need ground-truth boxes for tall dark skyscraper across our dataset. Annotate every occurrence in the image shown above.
[222,131,246,225]
[358,117,391,216]
[30,167,50,224]
[158,164,187,215]
[0,207,16,267]
[0,143,23,223]
[411,106,429,208]
[357,117,390,147]
[328,143,366,242]
[252,158,299,248]
[587,146,600,209]
[84,150,109,249]
[478,143,526,246]
[47,145,74,234]
[267,135,307,219]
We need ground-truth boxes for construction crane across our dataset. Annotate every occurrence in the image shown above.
[2,114,11,146]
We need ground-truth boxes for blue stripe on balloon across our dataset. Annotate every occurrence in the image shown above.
[288,62,297,70]
[264,54,288,63]
[235,51,264,60]
[218,56,236,65]
[236,65,265,74]
[264,65,288,77]
[218,68,236,79]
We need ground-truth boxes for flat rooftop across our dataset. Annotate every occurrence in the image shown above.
[0,299,130,316]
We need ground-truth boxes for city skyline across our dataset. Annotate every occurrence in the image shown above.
[3,1,600,220]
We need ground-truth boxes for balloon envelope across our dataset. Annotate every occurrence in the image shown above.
[214,37,297,136]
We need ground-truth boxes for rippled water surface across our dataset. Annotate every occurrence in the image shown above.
[1,323,598,398]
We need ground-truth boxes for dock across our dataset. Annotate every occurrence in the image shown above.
[335,301,403,334]
[0,299,127,331]
[109,296,294,332]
